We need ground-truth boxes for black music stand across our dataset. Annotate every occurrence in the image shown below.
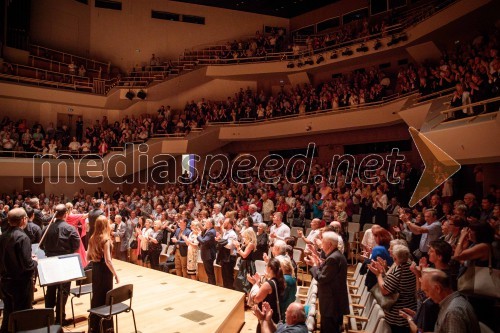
[37,253,86,332]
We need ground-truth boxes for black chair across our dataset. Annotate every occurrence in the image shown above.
[70,269,93,327]
[8,308,63,333]
[87,284,137,333]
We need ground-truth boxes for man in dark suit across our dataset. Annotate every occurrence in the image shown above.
[305,231,349,333]
[88,199,105,240]
[197,218,217,285]
[93,187,104,199]
[29,198,52,227]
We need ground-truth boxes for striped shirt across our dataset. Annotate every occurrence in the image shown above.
[435,292,480,333]
[383,261,417,326]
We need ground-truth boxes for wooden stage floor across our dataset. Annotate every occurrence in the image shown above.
[33,260,246,333]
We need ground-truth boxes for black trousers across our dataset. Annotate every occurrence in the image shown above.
[45,282,71,322]
[0,277,33,333]
[320,315,342,333]
[221,256,237,289]
[203,259,216,285]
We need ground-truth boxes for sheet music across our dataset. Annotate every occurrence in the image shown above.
[38,254,84,285]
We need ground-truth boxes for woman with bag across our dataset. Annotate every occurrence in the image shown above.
[233,228,257,294]
[453,222,497,330]
[248,258,285,332]
[368,244,416,333]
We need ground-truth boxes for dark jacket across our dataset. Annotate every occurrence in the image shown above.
[33,209,52,227]
[310,249,349,320]
[40,219,80,257]
[197,228,217,261]
[88,208,105,238]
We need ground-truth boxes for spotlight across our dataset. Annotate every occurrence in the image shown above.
[305,57,314,65]
[125,90,135,100]
[342,48,353,56]
[399,33,408,42]
[330,52,338,59]
[356,44,369,53]
[287,62,295,69]
[137,90,147,100]
[316,54,324,64]
[374,40,383,50]
[297,59,304,68]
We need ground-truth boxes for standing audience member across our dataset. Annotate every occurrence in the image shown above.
[172,218,191,277]
[87,215,119,333]
[420,268,480,333]
[183,220,201,280]
[305,232,349,333]
[0,208,38,333]
[198,218,217,285]
[218,218,238,289]
[147,220,163,270]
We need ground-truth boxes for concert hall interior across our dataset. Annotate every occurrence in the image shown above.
[0,0,499,333]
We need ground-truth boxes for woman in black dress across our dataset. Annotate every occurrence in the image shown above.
[87,215,119,333]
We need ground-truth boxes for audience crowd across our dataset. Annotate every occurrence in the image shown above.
[0,155,499,332]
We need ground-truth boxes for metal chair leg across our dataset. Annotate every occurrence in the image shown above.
[131,309,138,333]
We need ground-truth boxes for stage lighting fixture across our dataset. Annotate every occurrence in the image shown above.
[287,62,295,69]
[305,57,314,65]
[297,59,304,68]
[137,90,147,100]
[356,44,369,53]
[399,33,408,42]
[342,48,353,56]
[125,90,135,100]
[316,54,324,64]
[374,40,382,50]
[330,52,338,59]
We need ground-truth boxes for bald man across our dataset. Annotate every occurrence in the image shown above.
[253,301,307,333]
[0,208,38,333]
[40,204,80,325]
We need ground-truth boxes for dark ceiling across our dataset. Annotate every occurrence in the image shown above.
[170,0,341,18]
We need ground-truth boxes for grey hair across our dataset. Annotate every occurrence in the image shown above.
[273,240,287,255]
[392,244,410,263]
[322,231,339,246]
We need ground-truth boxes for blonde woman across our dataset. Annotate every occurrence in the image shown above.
[182,220,201,280]
[233,228,257,293]
[87,215,119,333]
[277,256,297,322]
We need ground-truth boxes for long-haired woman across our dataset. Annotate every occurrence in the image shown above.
[87,216,119,333]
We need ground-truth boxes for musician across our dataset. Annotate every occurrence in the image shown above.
[0,208,38,333]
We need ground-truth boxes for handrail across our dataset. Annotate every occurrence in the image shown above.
[184,0,456,67]
[207,91,416,126]
[414,87,455,104]
[30,55,100,74]
[440,96,500,117]
[30,44,110,70]
[0,73,93,91]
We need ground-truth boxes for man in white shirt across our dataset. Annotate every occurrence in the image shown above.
[219,218,238,289]
[249,204,263,227]
[298,218,321,247]
[261,192,274,225]
[269,212,290,245]
[212,203,224,232]
[68,137,81,153]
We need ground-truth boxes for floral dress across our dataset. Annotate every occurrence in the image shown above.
[186,231,199,275]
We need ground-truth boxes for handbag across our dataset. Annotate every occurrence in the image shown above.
[370,266,401,312]
[370,284,399,311]
[129,238,138,249]
[457,249,500,298]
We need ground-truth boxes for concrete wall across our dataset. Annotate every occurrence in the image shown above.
[30,0,289,70]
